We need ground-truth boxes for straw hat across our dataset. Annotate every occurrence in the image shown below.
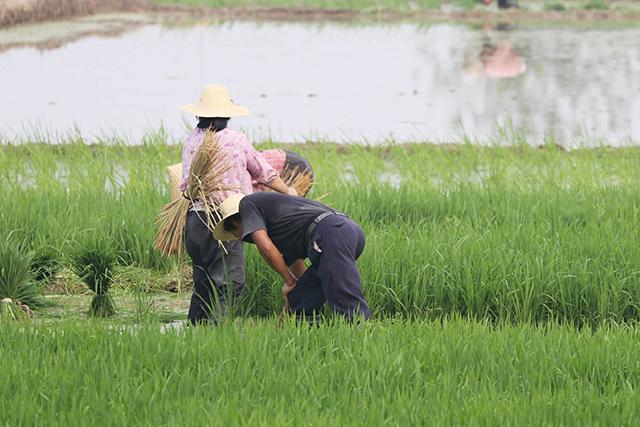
[213,193,246,241]
[180,85,250,118]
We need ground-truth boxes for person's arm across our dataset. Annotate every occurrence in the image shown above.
[244,139,297,195]
[251,230,297,298]
[267,177,298,196]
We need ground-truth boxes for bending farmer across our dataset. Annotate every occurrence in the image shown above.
[213,192,371,321]
[252,149,314,195]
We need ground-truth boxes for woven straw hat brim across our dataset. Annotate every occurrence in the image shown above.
[180,103,250,118]
[213,194,245,241]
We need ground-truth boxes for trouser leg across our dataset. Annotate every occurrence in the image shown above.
[312,216,371,320]
[184,211,245,325]
[224,240,246,302]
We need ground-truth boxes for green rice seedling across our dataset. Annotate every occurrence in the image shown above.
[241,247,280,317]
[70,236,117,317]
[583,0,608,10]
[456,0,476,9]
[545,2,567,11]
[2,318,640,425]
[0,239,43,310]
[30,245,61,285]
[131,284,160,323]
[0,298,30,322]
[5,137,640,324]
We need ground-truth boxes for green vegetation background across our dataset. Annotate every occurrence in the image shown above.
[2,135,640,326]
[3,134,640,424]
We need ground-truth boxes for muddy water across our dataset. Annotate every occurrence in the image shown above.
[1,18,639,146]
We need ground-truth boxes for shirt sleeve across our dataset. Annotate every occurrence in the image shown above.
[239,199,267,242]
[243,137,278,185]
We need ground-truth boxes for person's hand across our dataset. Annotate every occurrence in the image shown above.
[282,280,297,301]
[287,187,298,196]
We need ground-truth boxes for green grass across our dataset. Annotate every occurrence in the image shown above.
[3,132,640,424]
[3,134,640,325]
[1,318,640,425]
[0,239,44,308]
[545,2,568,11]
[148,0,626,13]
[583,0,609,10]
[69,236,118,317]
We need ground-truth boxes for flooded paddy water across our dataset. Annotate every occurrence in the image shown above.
[1,14,639,146]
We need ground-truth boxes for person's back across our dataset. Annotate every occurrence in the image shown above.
[240,192,331,262]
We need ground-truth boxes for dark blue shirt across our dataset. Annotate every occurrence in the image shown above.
[239,192,330,264]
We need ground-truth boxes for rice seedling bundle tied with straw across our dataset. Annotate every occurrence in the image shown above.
[0,239,43,322]
[70,238,117,317]
[154,130,233,257]
[0,297,31,322]
[273,166,314,197]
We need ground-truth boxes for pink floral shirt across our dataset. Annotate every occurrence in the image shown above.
[180,128,277,204]
[252,149,286,192]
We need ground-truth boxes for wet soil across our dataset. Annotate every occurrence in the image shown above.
[0,0,147,28]
[0,13,155,52]
[2,0,640,31]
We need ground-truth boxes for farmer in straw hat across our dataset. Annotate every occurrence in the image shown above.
[180,84,297,325]
[213,192,371,322]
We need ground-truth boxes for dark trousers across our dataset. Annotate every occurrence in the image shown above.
[287,215,371,321]
[184,210,245,325]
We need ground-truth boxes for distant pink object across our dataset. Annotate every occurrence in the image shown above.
[179,127,277,203]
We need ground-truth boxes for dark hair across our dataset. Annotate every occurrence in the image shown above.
[223,213,241,232]
[197,117,229,131]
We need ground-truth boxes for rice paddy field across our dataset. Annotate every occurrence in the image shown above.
[3,133,640,424]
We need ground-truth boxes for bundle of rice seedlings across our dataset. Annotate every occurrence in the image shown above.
[70,238,117,317]
[155,130,233,257]
[30,246,61,285]
[0,240,43,313]
[0,298,30,323]
[278,166,314,197]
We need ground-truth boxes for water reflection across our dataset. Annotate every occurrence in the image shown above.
[463,28,526,79]
[0,21,638,146]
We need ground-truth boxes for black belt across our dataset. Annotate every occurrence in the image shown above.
[306,211,345,243]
